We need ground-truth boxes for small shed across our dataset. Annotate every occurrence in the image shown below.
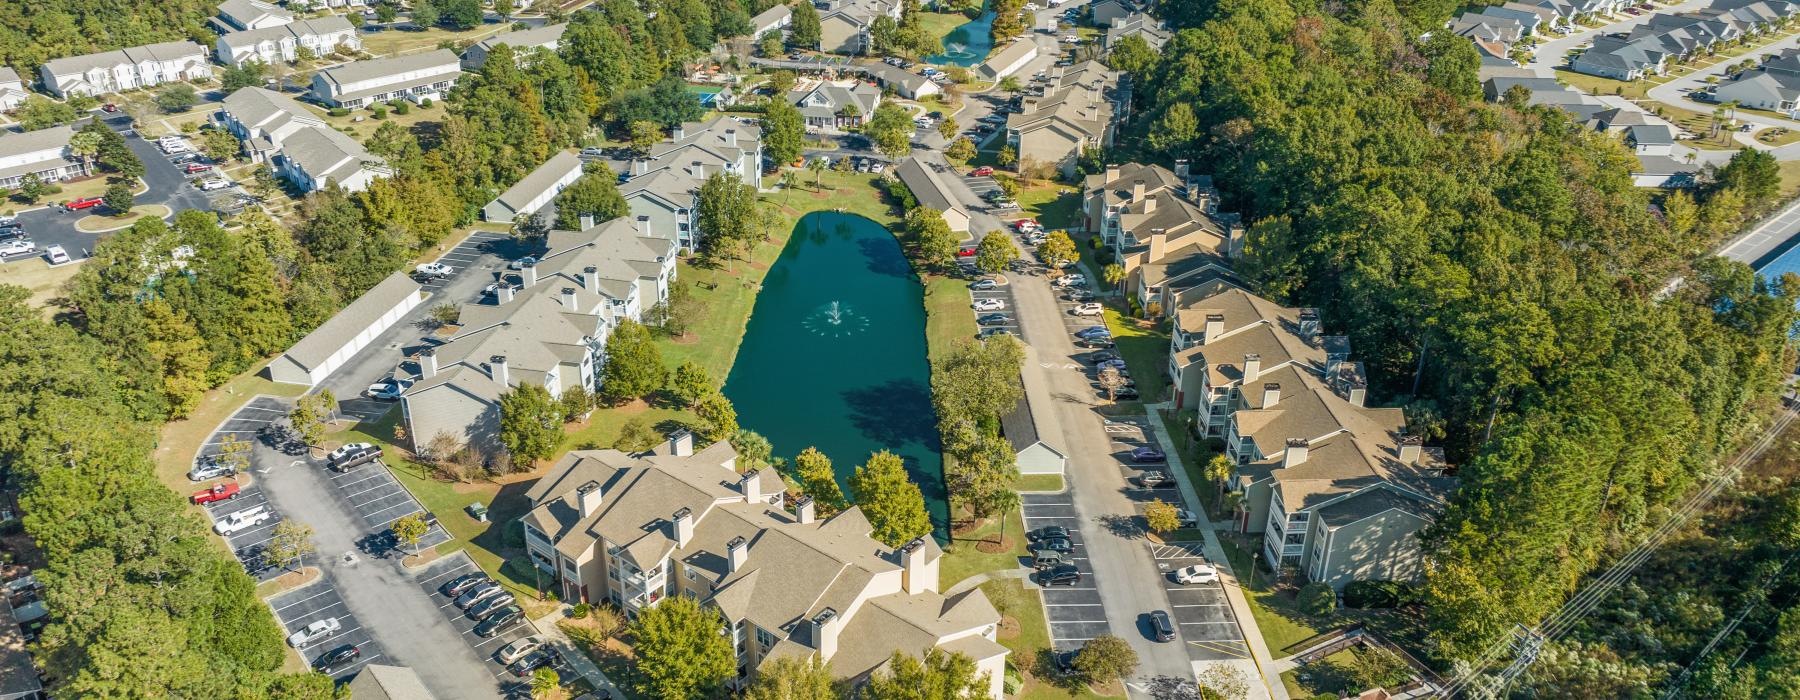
[268,272,424,386]
[1001,390,1067,475]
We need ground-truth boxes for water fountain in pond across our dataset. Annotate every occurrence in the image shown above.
[802,300,871,337]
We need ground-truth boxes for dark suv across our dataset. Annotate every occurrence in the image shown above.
[1039,564,1082,587]
[328,445,382,472]
[1148,610,1175,642]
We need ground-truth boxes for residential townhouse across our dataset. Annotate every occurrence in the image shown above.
[1450,13,1522,45]
[1570,0,1800,80]
[401,216,677,450]
[818,0,903,53]
[217,86,391,193]
[1006,61,1123,177]
[1104,13,1172,51]
[895,157,971,232]
[1625,123,1695,187]
[216,16,360,67]
[620,117,764,251]
[1712,48,1800,116]
[0,126,90,190]
[310,49,462,109]
[1084,161,1241,305]
[751,4,794,40]
[482,150,586,222]
[1088,0,1139,27]
[787,81,881,130]
[1166,279,1457,589]
[866,63,940,99]
[39,41,212,98]
[522,434,1007,698]
[217,0,294,30]
[460,22,569,70]
[0,68,28,112]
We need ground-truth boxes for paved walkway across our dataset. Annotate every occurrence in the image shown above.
[530,605,623,697]
[944,567,1032,596]
[1144,405,1288,700]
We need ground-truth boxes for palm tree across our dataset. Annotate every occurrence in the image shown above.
[808,157,827,191]
[780,169,800,200]
[68,129,101,169]
[530,667,559,699]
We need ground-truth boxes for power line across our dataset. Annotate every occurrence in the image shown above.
[1659,548,1800,699]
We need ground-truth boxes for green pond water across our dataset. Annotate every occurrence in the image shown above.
[722,212,948,532]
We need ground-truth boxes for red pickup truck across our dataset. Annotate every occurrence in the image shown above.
[65,197,104,211]
[191,482,240,505]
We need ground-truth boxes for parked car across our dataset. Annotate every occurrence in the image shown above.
[367,378,412,400]
[1114,386,1140,400]
[508,648,557,677]
[415,262,453,278]
[977,313,1011,326]
[1095,358,1127,371]
[313,644,361,672]
[1071,302,1103,316]
[1133,471,1172,488]
[0,239,37,257]
[1148,610,1175,642]
[214,506,274,535]
[1131,446,1167,463]
[869,161,886,173]
[969,278,997,291]
[496,635,546,665]
[45,245,70,264]
[200,178,232,191]
[183,162,212,174]
[973,298,1005,311]
[1013,219,1041,232]
[508,255,539,270]
[1038,564,1082,586]
[1173,564,1219,585]
[64,197,104,211]
[468,593,517,621]
[474,606,524,637]
[1030,536,1074,554]
[191,482,241,505]
[958,246,978,257]
[455,582,505,609]
[441,573,491,598]
[977,328,1013,340]
[971,166,995,176]
[1074,326,1112,339]
[287,618,342,647]
[188,455,238,481]
[1086,351,1120,365]
[327,444,381,472]
[1054,274,1088,287]
[1029,525,1070,542]
[101,103,118,113]
[1075,337,1115,349]
[327,442,374,463]
[579,146,606,157]
[1064,290,1096,302]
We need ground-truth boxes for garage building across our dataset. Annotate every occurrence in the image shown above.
[895,157,971,233]
[482,150,585,222]
[1002,389,1067,475]
[979,40,1039,81]
[268,272,424,386]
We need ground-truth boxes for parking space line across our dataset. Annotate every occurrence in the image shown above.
[363,500,422,522]
[272,589,334,613]
[343,481,401,501]
[1045,603,1103,607]
[421,565,477,588]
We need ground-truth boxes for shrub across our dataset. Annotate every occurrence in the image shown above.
[1343,580,1407,609]
[329,107,350,117]
[392,100,410,115]
[420,98,434,107]
[372,105,388,119]
[571,603,591,619]
[1298,581,1337,616]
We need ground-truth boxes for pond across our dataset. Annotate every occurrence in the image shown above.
[930,4,996,67]
[722,212,948,533]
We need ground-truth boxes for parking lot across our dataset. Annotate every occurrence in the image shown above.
[268,582,387,681]
[1152,541,1251,662]
[193,396,293,580]
[416,554,554,694]
[969,274,1022,339]
[1020,492,1117,651]
[327,459,453,551]
[427,230,513,299]
[962,173,1018,212]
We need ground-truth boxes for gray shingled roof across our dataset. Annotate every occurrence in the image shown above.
[472,22,567,53]
[42,41,208,76]
[492,150,583,211]
[894,157,965,216]
[219,16,355,51]
[0,125,74,161]
[318,49,459,92]
[283,273,421,371]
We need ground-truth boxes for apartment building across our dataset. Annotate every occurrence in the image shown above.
[310,49,462,109]
[817,0,903,53]
[460,22,569,70]
[217,0,294,30]
[0,126,89,190]
[482,150,585,222]
[216,16,361,67]
[0,68,29,112]
[39,41,212,98]
[1005,61,1123,177]
[400,216,676,450]
[620,117,764,251]
[787,81,882,131]
[1084,161,1240,307]
[522,433,1007,698]
[218,87,390,193]
[1104,13,1172,51]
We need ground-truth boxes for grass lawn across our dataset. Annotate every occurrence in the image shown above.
[939,508,1027,589]
[1018,473,1063,493]
[309,100,445,141]
[1756,125,1800,146]
[1552,67,1650,99]
[1018,181,1083,232]
[1100,307,1170,404]
[0,257,79,313]
[153,369,308,491]
[925,274,980,361]
[1215,536,1335,654]
[1779,159,1800,198]
[359,24,510,58]
[983,578,1122,700]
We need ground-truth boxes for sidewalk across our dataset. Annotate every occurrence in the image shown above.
[529,606,623,698]
[1145,404,1289,700]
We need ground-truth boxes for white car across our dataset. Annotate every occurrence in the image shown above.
[1173,564,1219,585]
[973,298,1006,311]
[496,635,545,665]
[213,506,273,536]
[416,262,454,278]
[579,146,606,157]
[508,256,539,270]
[286,618,342,648]
[869,162,886,173]
[329,442,375,463]
[1063,34,1081,43]
[0,238,36,257]
[44,245,69,265]
[1071,303,1103,316]
[1176,508,1198,528]
[1054,274,1087,287]
[199,178,232,191]
[367,379,412,400]
[1025,1,1040,9]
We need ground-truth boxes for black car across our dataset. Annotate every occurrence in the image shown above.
[978,328,1013,340]
[1148,610,1176,642]
[1030,536,1074,554]
[468,593,517,621]
[1076,338,1116,349]
[1039,564,1082,587]
[441,572,489,597]
[1028,525,1069,542]
[977,313,1011,326]
[313,644,361,672]
[1115,386,1141,400]
[508,648,557,677]
[474,606,524,637]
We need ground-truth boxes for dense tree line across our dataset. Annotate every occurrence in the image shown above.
[1139,0,1800,671]
[0,0,214,75]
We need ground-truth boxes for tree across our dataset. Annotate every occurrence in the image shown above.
[999,76,1023,93]
[155,83,200,113]
[217,434,254,473]
[762,99,805,167]
[1148,102,1198,156]
[1038,231,1077,269]
[220,61,268,93]
[850,450,932,547]
[376,1,398,23]
[692,392,739,443]
[1145,498,1180,534]
[616,415,663,453]
[731,429,773,471]
[553,163,630,229]
[92,121,143,178]
[628,596,735,699]
[945,137,976,164]
[513,212,550,241]
[907,207,958,270]
[794,447,849,515]
[16,96,78,131]
[68,128,102,168]
[439,0,484,29]
[103,181,135,215]
[937,116,959,141]
[1073,635,1138,684]
[808,156,828,190]
[142,299,209,417]
[791,0,822,48]
[769,69,799,96]
[668,361,715,408]
[1298,582,1336,616]
[531,667,561,699]
[15,173,46,203]
[1106,34,1160,75]
[868,103,916,157]
[974,231,1017,275]
[630,119,663,156]
[391,512,429,554]
[997,145,1017,168]
[600,319,667,403]
[411,0,440,28]
[1715,147,1781,208]
[266,521,317,571]
[1097,366,1128,400]
[1102,263,1126,288]
[288,391,334,448]
[662,280,704,337]
[696,172,765,262]
[200,128,241,163]
[745,656,836,700]
[863,648,990,699]
[499,384,562,464]
[1196,664,1249,700]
